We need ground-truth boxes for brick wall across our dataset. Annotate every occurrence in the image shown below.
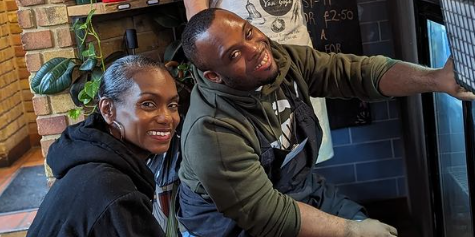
[16,1,174,161]
[314,0,407,202]
[0,0,33,167]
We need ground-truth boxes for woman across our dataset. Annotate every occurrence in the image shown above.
[27,55,180,237]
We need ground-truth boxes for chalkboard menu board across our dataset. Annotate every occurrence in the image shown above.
[302,0,362,54]
[303,0,370,129]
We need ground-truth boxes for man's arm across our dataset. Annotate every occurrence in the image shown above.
[297,202,398,237]
[183,0,209,20]
[379,58,475,100]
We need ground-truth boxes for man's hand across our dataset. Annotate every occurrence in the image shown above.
[435,58,475,101]
[297,202,397,237]
[349,218,398,237]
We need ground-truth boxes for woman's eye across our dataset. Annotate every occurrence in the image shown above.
[141,101,156,108]
[230,51,240,60]
[169,102,179,110]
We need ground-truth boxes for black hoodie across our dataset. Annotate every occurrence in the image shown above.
[27,113,165,237]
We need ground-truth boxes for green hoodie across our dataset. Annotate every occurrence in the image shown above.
[178,41,397,237]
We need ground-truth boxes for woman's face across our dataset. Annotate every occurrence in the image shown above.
[114,68,180,154]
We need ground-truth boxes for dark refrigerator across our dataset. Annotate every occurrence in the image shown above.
[392,0,475,236]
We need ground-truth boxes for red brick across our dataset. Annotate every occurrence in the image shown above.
[16,0,45,7]
[18,67,30,79]
[11,33,21,45]
[5,1,18,11]
[25,53,42,72]
[17,9,35,29]
[8,11,18,23]
[21,30,53,50]
[14,45,25,57]
[22,89,33,100]
[17,55,27,67]
[35,6,68,27]
[36,114,67,136]
[56,27,73,47]
[9,23,22,34]
[32,95,50,115]
[40,137,57,157]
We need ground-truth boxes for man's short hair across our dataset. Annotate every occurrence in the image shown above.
[181,8,221,70]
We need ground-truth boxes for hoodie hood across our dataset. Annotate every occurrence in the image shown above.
[192,41,292,105]
[47,113,155,196]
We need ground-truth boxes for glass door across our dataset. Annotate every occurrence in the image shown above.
[416,1,475,236]
[427,19,473,237]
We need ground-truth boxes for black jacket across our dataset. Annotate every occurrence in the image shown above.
[27,113,165,237]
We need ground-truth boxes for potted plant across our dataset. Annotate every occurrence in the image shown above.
[153,3,194,116]
[30,9,125,119]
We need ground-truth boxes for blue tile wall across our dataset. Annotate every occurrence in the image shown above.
[315,165,356,184]
[331,128,351,146]
[315,0,406,203]
[388,100,399,119]
[323,140,393,166]
[356,159,404,181]
[337,179,398,201]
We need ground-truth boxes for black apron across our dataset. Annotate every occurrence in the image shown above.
[177,85,365,237]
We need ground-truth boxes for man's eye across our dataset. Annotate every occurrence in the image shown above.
[246,28,253,39]
[230,51,241,60]
[246,29,252,38]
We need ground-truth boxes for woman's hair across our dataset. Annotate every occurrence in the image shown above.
[98,55,167,103]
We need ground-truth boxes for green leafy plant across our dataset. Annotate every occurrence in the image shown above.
[67,9,105,119]
[153,4,194,116]
[30,9,124,119]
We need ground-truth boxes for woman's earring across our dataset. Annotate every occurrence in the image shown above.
[112,121,125,141]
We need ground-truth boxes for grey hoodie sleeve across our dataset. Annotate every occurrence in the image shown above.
[181,116,300,237]
[285,44,398,101]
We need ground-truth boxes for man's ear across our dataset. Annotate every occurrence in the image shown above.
[203,71,223,84]
[98,98,115,124]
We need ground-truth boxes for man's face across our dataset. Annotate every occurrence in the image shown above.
[195,10,279,91]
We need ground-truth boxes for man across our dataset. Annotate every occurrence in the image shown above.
[177,8,474,237]
[183,0,335,164]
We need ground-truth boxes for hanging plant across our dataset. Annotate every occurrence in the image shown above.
[30,58,77,94]
[29,9,125,119]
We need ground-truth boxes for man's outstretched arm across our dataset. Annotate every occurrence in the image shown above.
[183,0,209,20]
[379,58,475,101]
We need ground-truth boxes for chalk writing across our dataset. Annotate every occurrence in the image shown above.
[302,0,362,54]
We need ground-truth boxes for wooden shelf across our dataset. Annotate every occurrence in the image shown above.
[67,0,178,17]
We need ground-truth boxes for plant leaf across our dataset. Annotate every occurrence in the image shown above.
[68,108,82,119]
[164,40,182,62]
[78,89,91,105]
[153,13,181,28]
[177,63,188,71]
[84,79,100,99]
[31,58,67,93]
[31,58,78,94]
[104,51,126,65]
[85,9,96,25]
[79,58,98,71]
[81,42,97,58]
[91,68,103,81]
